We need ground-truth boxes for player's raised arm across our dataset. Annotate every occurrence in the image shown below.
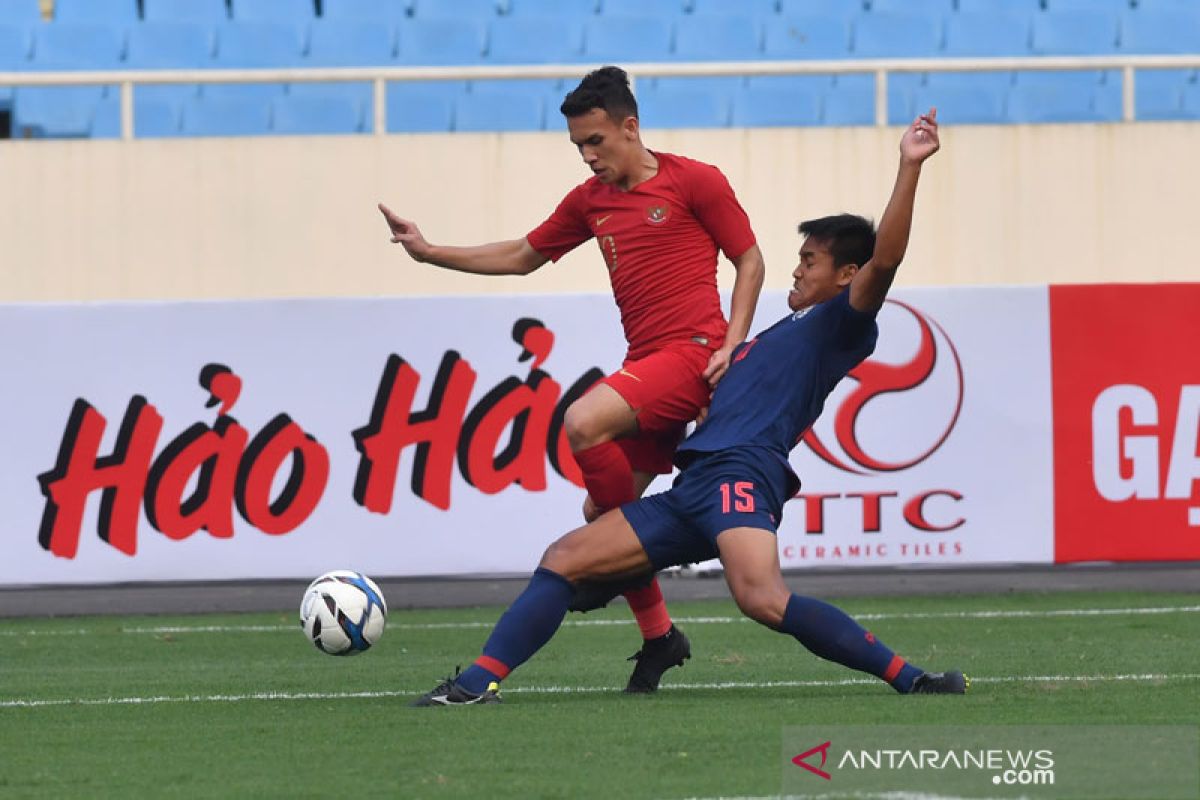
[849,109,940,314]
[378,203,550,276]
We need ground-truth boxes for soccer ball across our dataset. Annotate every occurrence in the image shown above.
[299,570,387,655]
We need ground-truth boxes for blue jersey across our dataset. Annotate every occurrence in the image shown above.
[676,290,878,473]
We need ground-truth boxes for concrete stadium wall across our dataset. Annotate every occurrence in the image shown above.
[0,122,1195,303]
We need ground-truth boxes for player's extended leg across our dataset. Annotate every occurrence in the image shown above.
[411,509,654,706]
[716,527,967,694]
[564,383,683,690]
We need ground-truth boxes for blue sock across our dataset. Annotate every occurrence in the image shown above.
[456,567,574,694]
[779,594,924,693]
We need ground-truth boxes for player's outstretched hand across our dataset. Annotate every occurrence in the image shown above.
[702,345,734,388]
[378,203,433,262]
[900,107,940,165]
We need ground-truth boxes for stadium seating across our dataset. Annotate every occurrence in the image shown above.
[271,93,362,134]
[507,0,596,16]
[777,0,862,18]
[731,85,821,126]
[582,16,672,63]
[207,21,305,102]
[638,85,731,128]
[0,24,31,121]
[125,22,214,107]
[386,84,456,132]
[53,0,138,24]
[659,16,762,92]
[4,0,1200,137]
[409,0,500,20]
[454,89,543,131]
[13,23,124,138]
[0,0,42,23]
[692,0,776,17]
[143,0,229,24]
[181,95,272,135]
[320,0,410,21]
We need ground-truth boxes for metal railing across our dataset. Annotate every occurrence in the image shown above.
[2,55,1199,139]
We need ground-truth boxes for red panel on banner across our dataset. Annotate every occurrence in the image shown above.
[1051,283,1200,562]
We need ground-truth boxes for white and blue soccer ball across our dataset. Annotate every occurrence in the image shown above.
[299,570,387,656]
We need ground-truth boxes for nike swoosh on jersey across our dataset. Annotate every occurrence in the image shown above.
[618,369,643,382]
[595,214,613,227]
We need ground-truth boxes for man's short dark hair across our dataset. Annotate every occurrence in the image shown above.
[560,66,638,122]
[798,214,876,269]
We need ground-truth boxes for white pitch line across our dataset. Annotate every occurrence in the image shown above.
[2,672,1198,710]
[1,604,1198,638]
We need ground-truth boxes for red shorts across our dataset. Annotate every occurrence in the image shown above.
[598,341,715,475]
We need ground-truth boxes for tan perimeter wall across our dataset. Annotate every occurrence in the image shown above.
[0,122,1196,303]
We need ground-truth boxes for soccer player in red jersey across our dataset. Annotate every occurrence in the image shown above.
[379,66,765,692]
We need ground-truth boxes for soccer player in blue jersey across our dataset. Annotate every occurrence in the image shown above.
[413,109,967,705]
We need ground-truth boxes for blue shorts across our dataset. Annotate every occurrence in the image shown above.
[622,447,793,571]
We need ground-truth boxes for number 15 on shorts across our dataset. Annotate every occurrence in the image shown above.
[719,481,756,514]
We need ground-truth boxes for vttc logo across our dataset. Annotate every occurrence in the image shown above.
[803,299,964,475]
[794,299,967,539]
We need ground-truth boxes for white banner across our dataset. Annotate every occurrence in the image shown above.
[0,288,1054,586]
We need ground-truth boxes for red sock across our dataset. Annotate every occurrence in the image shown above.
[573,441,635,512]
[624,577,673,640]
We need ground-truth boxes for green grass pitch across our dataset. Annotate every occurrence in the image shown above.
[1,590,1198,799]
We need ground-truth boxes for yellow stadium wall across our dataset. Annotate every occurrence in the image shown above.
[0,121,1195,303]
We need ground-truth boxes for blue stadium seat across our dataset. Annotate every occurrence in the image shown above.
[852,12,942,57]
[1005,83,1106,123]
[0,24,32,113]
[33,22,126,65]
[692,0,776,16]
[673,16,762,60]
[820,82,873,125]
[913,84,1005,124]
[750,14,849,91]
[398,19,486,64]
[1133,70,1192,120]
[386,83,457,132]
[508,0,596,16]
[601,0,686,18]
[957,0,1039,11]
[869,0,952,16]
[454,89,543,131]
[932,12,1029,92]
[21,23,123,137]
[54,0,139,23]
[410,0,501,19]
[181,95,272,135]
[1032,10,1119,55]
[1120,10,1200,55]
[209,22,305,102]
[307,18,394,64]
[639,86,731,128]
[659,16,761,92]
[126,22,214,105]
[484,18,584,93]
[293,19,394,116]
[583,16,672,62]
[11,85,98,137]
[0,0,42,23]
[271,94,362,133]
[90,95,183,137]
[778,0,862,19]
[1137,0,1200,11]
[1043,0,1131,12]
[1181,84,1200,119]
[144,0,230,23]
[231,0,317,22]
[731,85,821,126]
[320,0,411,20]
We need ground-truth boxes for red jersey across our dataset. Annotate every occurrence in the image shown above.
[525,152,757,361]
